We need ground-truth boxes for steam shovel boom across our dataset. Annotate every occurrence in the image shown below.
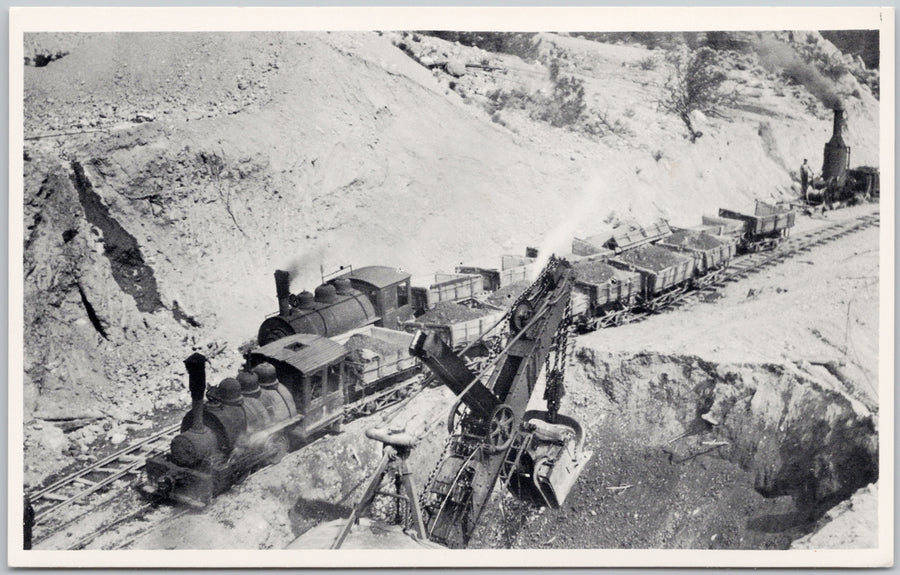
[409,256,592,548]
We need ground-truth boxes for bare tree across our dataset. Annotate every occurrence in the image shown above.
[659,47,738,142]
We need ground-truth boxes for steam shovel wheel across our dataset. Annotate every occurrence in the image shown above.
[487,404,515,453]
[447,399,467,434]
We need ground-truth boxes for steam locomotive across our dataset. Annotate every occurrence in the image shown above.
[143,330,416,507]
[806,101,880,207]
[146,100,884,508]
[257,266,413,346]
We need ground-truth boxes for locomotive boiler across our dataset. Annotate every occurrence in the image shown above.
[808,101,880,206]
[257,266,413,346]
[143,334,351,507]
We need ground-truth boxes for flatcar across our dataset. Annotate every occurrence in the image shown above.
[258,265,413,346]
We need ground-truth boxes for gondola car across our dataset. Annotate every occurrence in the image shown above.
[718,201,795,253]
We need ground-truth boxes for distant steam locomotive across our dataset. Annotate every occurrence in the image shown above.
[806,101,880,207]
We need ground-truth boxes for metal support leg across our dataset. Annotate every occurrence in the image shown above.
[398,460,427,540]
[330,450,392,549]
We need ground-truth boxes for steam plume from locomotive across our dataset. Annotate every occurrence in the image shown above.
[752,35,842,109]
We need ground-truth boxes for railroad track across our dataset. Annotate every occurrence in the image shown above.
[27,423,180,548]
[25,208,879,549]
[587,209,880,327]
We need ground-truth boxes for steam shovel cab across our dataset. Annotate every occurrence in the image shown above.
[249,333,348,442]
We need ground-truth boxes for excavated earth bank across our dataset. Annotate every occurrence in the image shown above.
[471,351,876,549]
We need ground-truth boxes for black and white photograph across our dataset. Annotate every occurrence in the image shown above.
[9,6,893,568]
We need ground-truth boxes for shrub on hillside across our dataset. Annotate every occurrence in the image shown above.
[703,32,752,52]
[485,61,629,138]
[417,31,539,62]
[637,56,658,71]
[659,46,738,142]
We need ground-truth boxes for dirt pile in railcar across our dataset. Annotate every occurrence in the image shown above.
[344,334,406,357]
[663,229,728,250]
[415,301,494,323]
[485,280,531,308]
[614,244,691,271]
[572,260,627,284]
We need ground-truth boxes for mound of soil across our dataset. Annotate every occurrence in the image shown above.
[416,301,494,324]
[663,229,727,251]
[613,244,691,272]
[343,334,405,357]
[485,280,531,308]
[572,260,634,285]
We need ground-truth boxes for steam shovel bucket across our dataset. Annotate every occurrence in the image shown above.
[517,410,593,509]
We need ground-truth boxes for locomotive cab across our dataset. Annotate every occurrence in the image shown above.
[249,333,349,442]
[340,266,413,331]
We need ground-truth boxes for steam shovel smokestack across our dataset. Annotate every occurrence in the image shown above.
[185,352,207,432]
[274,270,291,317]
[823,100,850,182]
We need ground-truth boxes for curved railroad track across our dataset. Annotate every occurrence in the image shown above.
[25,207,879,549]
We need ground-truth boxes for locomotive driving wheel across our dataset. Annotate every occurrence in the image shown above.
[487,404,516,453]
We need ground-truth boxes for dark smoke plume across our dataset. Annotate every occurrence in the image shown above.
[282,245,328,290]
[753,35,842,109]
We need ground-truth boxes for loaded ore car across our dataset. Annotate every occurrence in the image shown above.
[570,259,642,329]
[258,266,413,346]
[718,201,795,253]
[572,219,671,258]
[410,272,484,313]
[604,219,672,253]
[657,229,736,282]
[332,326,421,417]
[608,244,695,311]
[456,254,535,292]
[400,301,505,351]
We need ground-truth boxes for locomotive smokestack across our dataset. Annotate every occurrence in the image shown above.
[185,352,207,432]
[823,100,849,182]
[274,270,291,317]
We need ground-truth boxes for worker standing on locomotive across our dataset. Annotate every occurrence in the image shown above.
[800,158,811,201]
